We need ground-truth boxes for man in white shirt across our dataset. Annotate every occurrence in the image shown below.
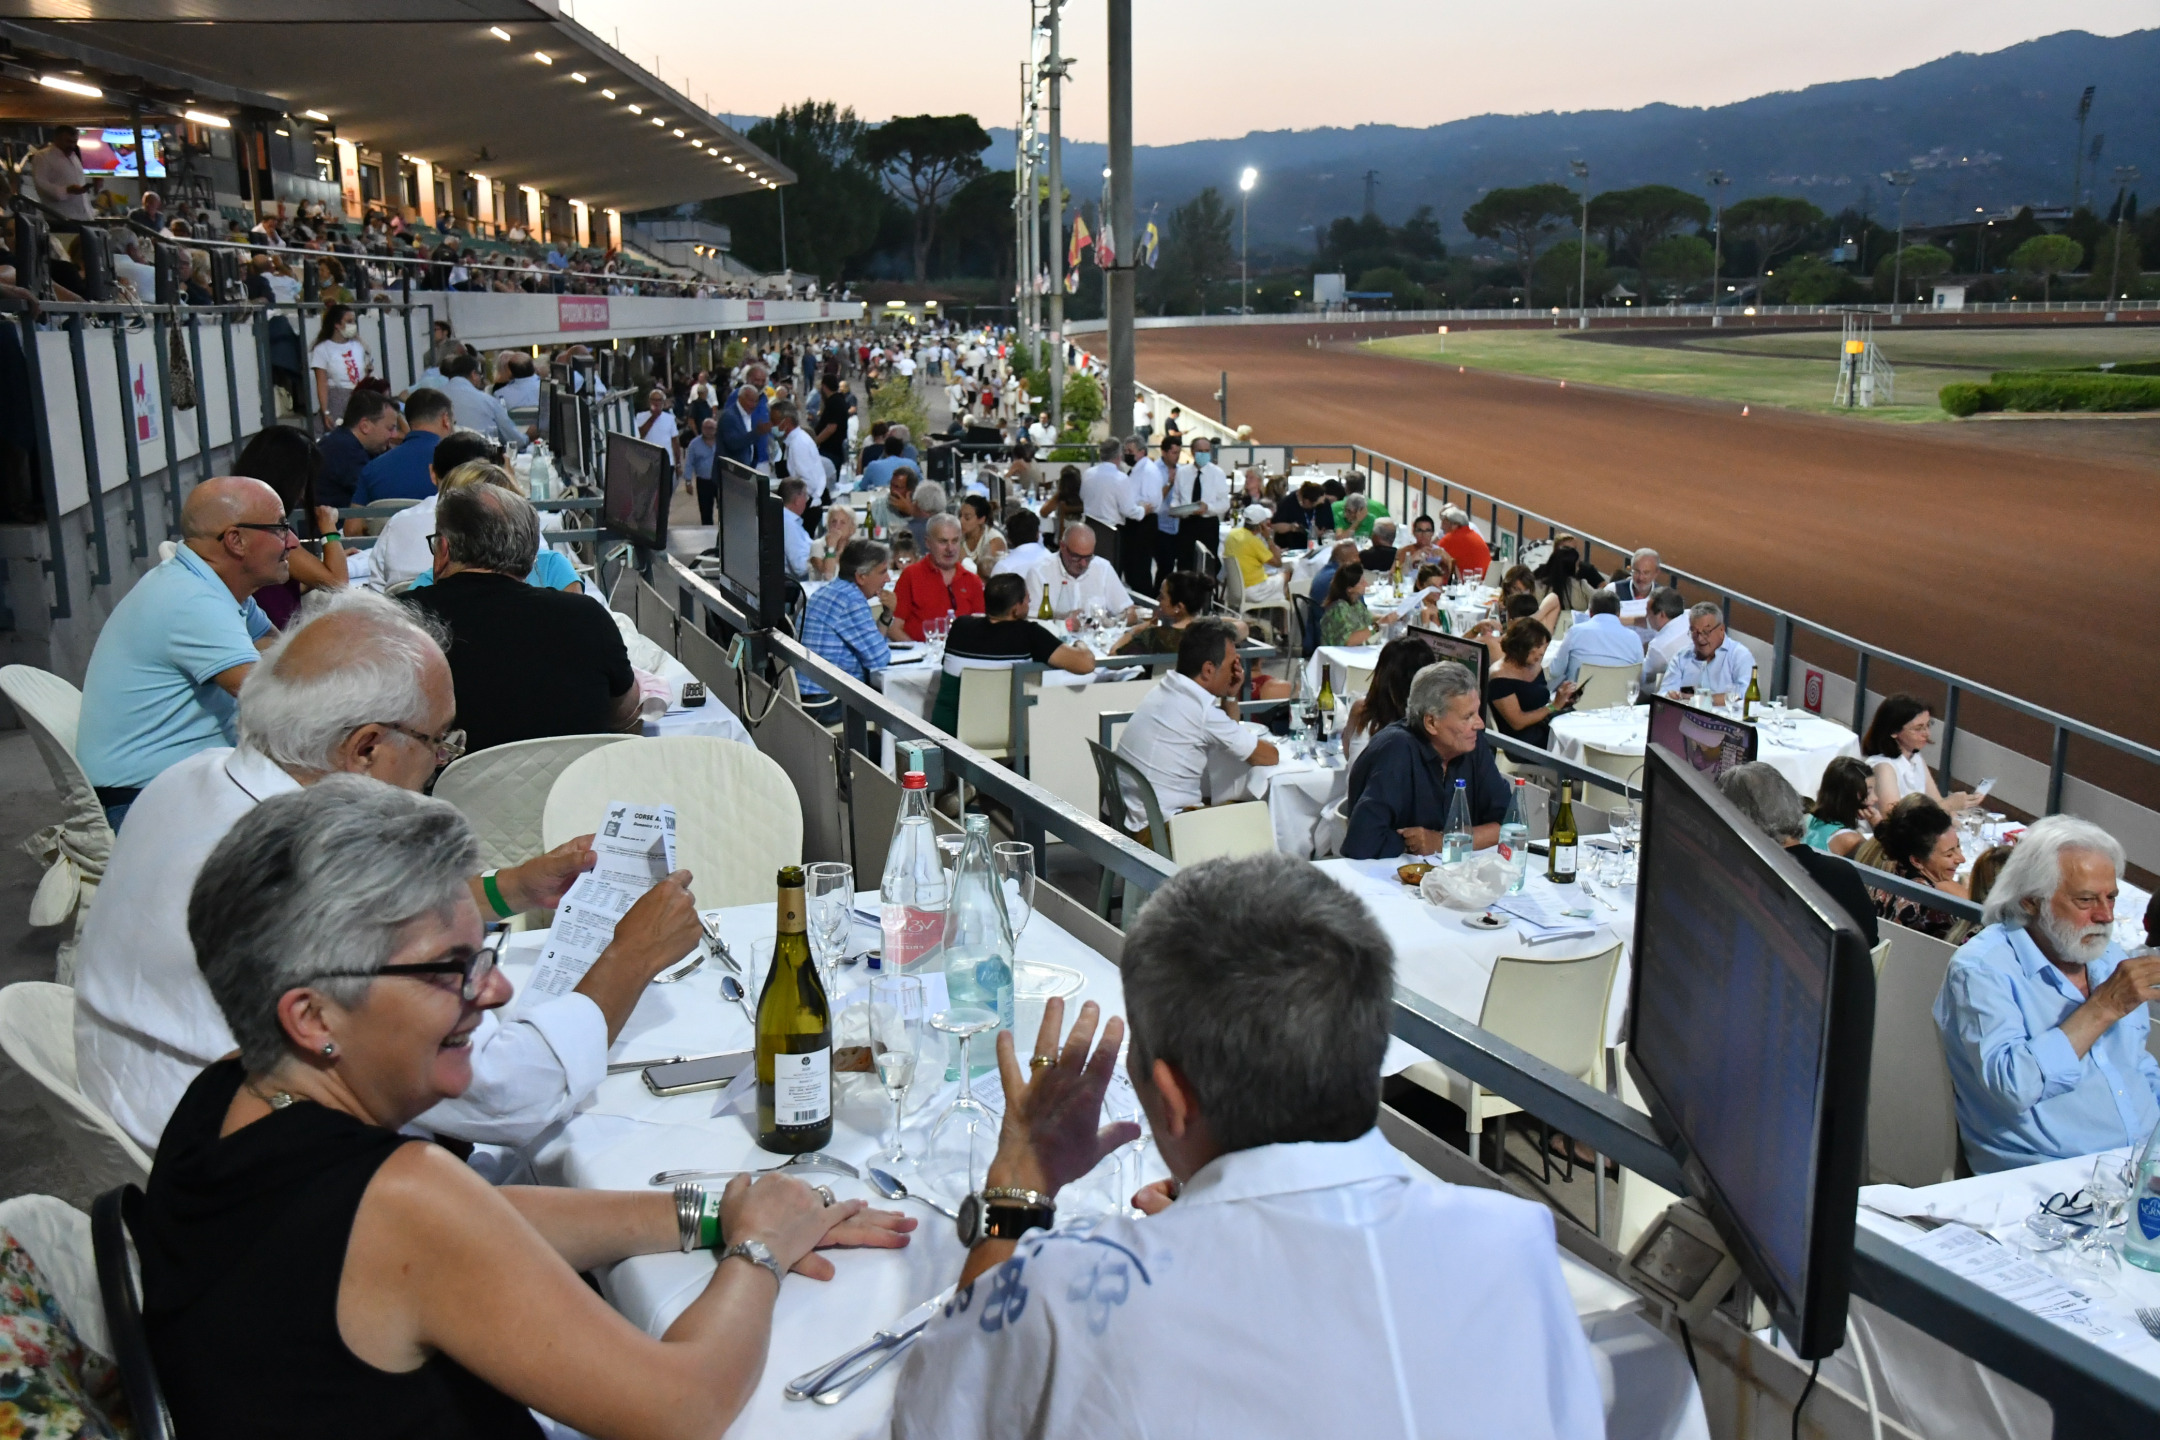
[27,126,96,221]
[992,509,1050,579]
[1121,437,1166,591]
[1545,590,1646,686]
[72,589,703,1153]
[1638,587,1691,689]
[1022,522,1134,622]
[1113,619,1279,828]
[772,399,825,505]
[778,477,814,580]
[368,431,497,589]
[894,851,1604,1440]
[1657,600,1757,704]
[1078,438,1138,574]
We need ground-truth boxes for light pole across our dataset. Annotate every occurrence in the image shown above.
[1705,169,1730,316]
[1238,166,1257,315]
[1569,158,1590,326]
[2109,165,2141,301]
[1883,170,1916,312]
[1043,0,1066,435]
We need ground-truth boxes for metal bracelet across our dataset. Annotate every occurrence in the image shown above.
[673,1182,705,1253]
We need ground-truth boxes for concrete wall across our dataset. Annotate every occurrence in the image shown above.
[441,292,862,348]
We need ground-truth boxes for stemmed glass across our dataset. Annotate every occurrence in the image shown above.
[806,862,854,993]
[926,1007,1002,1199]
[869,974,925,1163]
[1104,1057,1152,1218]
[993,842,1036,944]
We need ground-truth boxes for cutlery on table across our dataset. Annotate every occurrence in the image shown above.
[867,1166,958,1219]
[649,1152,860,1187]
[719,973,755,1022]
[785,1288,954,1403]
[2138,1307,2160,1342]
[652,948,705,984]
[604,1050,740,1075]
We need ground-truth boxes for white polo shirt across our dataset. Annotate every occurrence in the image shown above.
[1113,671,1259,827]
[1022,551,1130,620]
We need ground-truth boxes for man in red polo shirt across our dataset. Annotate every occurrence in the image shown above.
[893,511,986,640]
[1436,504,1492,581]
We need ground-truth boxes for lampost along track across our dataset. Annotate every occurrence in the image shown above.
[1134,318,2160,797]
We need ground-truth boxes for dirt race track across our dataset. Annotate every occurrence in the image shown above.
[1134,321,2160,787]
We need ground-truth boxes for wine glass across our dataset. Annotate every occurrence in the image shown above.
[1104,1056,1152,1217]
[926,1007,1002,1200]
[993,842,1037,944]
[806,862,855,993]
[870,974,925,1163]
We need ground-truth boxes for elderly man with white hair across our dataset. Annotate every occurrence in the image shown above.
[1607,547,1664,606]
[1933,815,2160,1173]
[72,588,703,1154]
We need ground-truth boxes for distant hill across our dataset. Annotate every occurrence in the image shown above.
[984,29,2156,255]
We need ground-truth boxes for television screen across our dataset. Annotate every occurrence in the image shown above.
[1647,695,1757,781]
[602,430,669,551]
[1408,624,1489,717]
[1627,743,1872,1359]
[80,129,166,179]
[718,459,764,600]
[549,391,585,478]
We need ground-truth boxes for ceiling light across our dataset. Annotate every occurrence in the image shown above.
[600,88,617,99]
[570,72,588,83]
[185,110,232,129]
[304,109,329,122]
[672,128,685,137]
[690,139,703,149]
[488,26,512,40]
[651,117,664,127]
[627,104,642,114]
[37,75,103,99]
[533,51,553,65]
[274,128,289,136]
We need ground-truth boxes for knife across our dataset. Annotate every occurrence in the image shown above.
[784,1288,953,1402]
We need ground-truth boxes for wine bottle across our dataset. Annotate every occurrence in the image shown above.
[1743,667,1761,721]
[1316,668,1335,739]
[1037,583,1054,620]
[757,865,833,1154]
[1549,781,1579,884]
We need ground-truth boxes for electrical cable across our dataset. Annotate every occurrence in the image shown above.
[1847,1315,1883,1440]
[1792,1357,1822,1440]
[1677,1317,1698,1382]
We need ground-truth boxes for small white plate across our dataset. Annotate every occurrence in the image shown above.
[1462,911,1508,931]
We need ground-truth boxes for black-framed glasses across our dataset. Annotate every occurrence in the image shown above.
[371,721,467,768]
[320,924,506,1001]
[229,521,298,540]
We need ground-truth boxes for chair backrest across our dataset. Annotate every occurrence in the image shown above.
[1572,662,1639,712]
[635,577,678,654]
[1166,801,1275,865]
[542,737,803,910]
[0,983,153,1193]
[1578,743,1644,810]
[1869,936,1893,975]
[1220,553,1246,610]
[91,1185,172,1440]
[1085,740,1171,856]
[1865,919,1964,1188]
[1344,660,1376,699]
[607,567,639,620]
[1476,943,1622,1088]
[1,664,83,756]
[0,666,112,907]
[955,666,1014,756]
[431,734,635,874]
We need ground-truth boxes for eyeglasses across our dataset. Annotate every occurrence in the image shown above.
[229,521,298,541]
[319,924,506,1001]
[371,721,467,768]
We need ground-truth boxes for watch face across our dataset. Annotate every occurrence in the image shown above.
[955,1191,983,1248]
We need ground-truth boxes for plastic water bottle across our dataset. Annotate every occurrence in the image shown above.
[526,440,555,500]
[879,771,949,974]
[1499,779,1532,894]
[2126,1116,2160,1273]
[1440,778,1473,866]
[941,814,1014,1080]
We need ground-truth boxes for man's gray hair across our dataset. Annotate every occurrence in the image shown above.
[1404,659,1479,726]
[1372,519,1397,543]
[190,776,480,1071]
[777,476,808,504]
[1440,505,1468,527]
[888,423,910,442]
[835,537,889,582]
[912,480,948,515]
[1060,520,1096,548]
[1342,493,1368,516]
[1980,815,2124,929]
[434,339,463,366]
[1686,601,1723,625]
[1122,853,1392,1152]
[1715,762,1807,844]
[239,590,446,773]
[1099,438,1121,462]
[436,482,539,576]
[1631,547,1660,566]
[771,399,799,424]
[925,511,961,539]
[1648,586,1687,620]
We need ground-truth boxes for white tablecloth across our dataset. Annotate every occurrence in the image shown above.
[1244,753,1350,857]
[643,704,753,746]
[1548,706,1862,800]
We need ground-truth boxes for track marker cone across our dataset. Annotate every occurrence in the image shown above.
[1742,405,1750,416]
[1559,380,1566,389]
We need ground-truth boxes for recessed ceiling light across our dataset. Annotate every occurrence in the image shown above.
[303,109,329,122]
[488,25,512,41]
[533,51,552,65]
[690,139,703,149]
[37,75,102,98]
[627,104,642,114]
[672,128,685,137]
[570,72,588,83]
[184,109,231,129]
[600,88,617,100]
[651,117,664,127]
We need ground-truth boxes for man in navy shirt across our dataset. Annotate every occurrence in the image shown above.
[1343,660,1510,859]
[353,388,455,505]
[315,388,399,512]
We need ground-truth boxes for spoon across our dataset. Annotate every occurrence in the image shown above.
[720,974,755,1023]
[650,1152,861,1187]
[868,1166,958,1219]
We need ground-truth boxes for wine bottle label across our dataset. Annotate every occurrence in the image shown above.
[1553,845,1577,872]
[776,1049,831,1126]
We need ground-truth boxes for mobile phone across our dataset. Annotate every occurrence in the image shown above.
[680,679,707,707]
[642,1050,752,1096]
[1974,777,1997,799]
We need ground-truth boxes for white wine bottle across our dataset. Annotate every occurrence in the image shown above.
[756,865,833,1154]
[1743,667,1761,720]
[1548,780,1579,884]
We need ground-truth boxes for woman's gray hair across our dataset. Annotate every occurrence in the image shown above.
[1715,762,1807,844]
[1979,815,2123,929]
[238,590,447,773]
[437,482,540,575]
[190,776,480,1071]
[1122,853,1392,1152]
[836,537,890,582]
[1403,659,1478,726]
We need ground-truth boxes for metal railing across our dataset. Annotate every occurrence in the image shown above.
[1067,298,2160,332]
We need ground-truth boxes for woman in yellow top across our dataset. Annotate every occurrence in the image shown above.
[1223,503,1285,603]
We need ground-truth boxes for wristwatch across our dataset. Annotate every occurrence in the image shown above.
[956,1187,1057,1247]
[721,1238,785,1287]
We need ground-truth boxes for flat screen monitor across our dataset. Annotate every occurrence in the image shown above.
[1627,743,1873,1359]
[602,430,669,552]
[549,391,585,478]
[718,459,765,600]
[80,129,165,178]
[1408,624,1489,714]
[1647,695,1757,781]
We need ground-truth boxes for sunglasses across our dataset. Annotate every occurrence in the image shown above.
[319,923,506,1001]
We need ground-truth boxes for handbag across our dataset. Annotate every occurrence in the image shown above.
[167,324,197,411]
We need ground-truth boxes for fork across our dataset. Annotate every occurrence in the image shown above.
[2137,1307,2160,1342]
[700,914,743,976]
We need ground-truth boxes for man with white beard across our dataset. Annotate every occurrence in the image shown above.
[1934,815,2160,1172]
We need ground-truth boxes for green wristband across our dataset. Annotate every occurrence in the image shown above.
[699,1191,723,1250]
[481,870,515,918]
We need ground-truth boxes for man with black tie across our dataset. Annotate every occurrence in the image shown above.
[1152,436,1204,590]
[1121,434,1164,593]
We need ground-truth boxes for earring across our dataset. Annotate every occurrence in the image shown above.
[321,1042,336,1058]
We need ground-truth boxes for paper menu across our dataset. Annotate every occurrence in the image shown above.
[529,802,681,997]
[1619,598,1650,620]
[1901,1224,2103,1322]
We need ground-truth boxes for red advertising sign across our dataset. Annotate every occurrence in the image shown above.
[747,299,765,322]
[557,296,610,331]
[1802,668,1824,714]
[820,301,831,317]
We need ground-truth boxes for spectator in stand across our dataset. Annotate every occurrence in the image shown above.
[1023,522,1135,622]
[800,539,910,723]
[778,477,814,582]
[1343,661,1509,860]
[309,303,378,433]
[1121,436,1167,591]
[405,485,637,752]
[1319,564,1376,648]
[127,188,165,233]
[370,431,502,591]
[77,477,292,827]
[415,338,459,394]
[684,417,721,525]
[1804,757,1880,857]
[316,389,401,519]
[1396,514,1446,574]
[1332,478,1388,539]
[1863,693,1983,815]
[1343,632,1448,769]
[862,432,914,493]
[809,504,858,582]
[1041,464,1086,541]
[1304,540,1361,652]
[1716,763,1879,946]
[1545,590,1645,685]
[1080,439,1138,574]
[1607,547,1665,607]
[1223,504,1285,605]
[1486,619,1578,751]
[28,125,97,221]
[1533,536,1603,614]
[1273,480,1329,549]
[233,425,349,628]
[353,388,455,505]
[1494,565,1562,634]
[633,386,679,460]
[894,514,987,640]
[870,466,932,549]
[1656,602,1755,704]
[930,574,1096,732]
[993,508,1050,579]
[1359,520,1399,575]
[714,382,759,473]
[1114,620,1279,831]
[1859,796,1971,943]
[813,375,854,477]
[438,352,526,454]
[1637,587,1691,689]
[1436,505,1491,580]
[1965,846,2014,911]
[1935,815,2160,1172]
[494,352,540,412]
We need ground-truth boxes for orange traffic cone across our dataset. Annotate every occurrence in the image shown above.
[1742,405,1750,416]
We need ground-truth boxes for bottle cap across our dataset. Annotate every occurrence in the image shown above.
[902,770,928,790]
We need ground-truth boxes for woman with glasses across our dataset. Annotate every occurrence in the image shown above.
[139,778,914,1438]
[1862,692,1983,816]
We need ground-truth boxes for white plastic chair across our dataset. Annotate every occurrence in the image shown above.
[542,737,803,911]
[1222,554,1289,643]
[1344,660,1376,699]
[431,734,635,874]
[1579,743,1644,811]
[955,667,1014,760]
[1,666,113,983]
[1570,662,1639,712]
[1865,920,1964,1187]
[1166,801,1276,864]
[0,983,153,1194]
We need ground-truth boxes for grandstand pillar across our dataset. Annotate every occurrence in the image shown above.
[1106,0,1134,448]
[1045,0,1065,437]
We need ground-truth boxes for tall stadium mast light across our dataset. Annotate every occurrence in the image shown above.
[1705,170,1730,315]
[1569,158,1590,325]
[1882,170,1917,312]
[1239,166,1258,315]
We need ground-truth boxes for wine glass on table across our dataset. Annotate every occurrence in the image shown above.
[992,842,1036,944]
[926,1007,1002,1200]
[806,862,855,993]
[869,974,925,1163]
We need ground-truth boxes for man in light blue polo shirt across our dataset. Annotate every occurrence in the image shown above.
[1935,816,2160,1172]
[1655,601,1755,704]
[77,476,293,828]
[1545,590,1645,686]
[439,352,526,453]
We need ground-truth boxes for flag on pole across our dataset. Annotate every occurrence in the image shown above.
[1140,220,1161,268]
[1067,215,1092,269]
[1096,220,1115,268]
[1063,267,1079,293]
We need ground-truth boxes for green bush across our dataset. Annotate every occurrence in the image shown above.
[1059,369,1104,437]
[867,371,930,439]
[1941,371,2160,416]
[1938,383,1985,417]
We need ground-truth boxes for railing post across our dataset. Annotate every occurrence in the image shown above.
[155,312,182,523]
[1938,685,1961,797]
[109,324,148,559]
[2046,726,2068,816]
[221,315,243,456]
[1851,652,1870,735]
[1770,612,1792,703]
[188,316,214,484]
[252,308,276,432]
[19,313,72,620]
[66,318,112,586]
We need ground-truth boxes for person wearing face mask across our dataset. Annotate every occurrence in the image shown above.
[309,303,378,434]
[1934,815,2160,1173]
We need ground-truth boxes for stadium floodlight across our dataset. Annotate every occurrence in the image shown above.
[2109,166,2141,299]
[1881,170,1917,313]
[1238,167,1258,314]
[1705,170,1731,312]
[184,110,231,129]
[1569,159,1591,318]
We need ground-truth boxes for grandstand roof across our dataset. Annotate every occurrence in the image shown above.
[11,2,793,213]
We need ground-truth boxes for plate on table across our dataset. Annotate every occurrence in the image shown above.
[1462,911,1509,931]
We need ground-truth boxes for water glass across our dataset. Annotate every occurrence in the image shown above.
[992,842,1037,943]
[806,862,855,991]
[870,974,926,1162]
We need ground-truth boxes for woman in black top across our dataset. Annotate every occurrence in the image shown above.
[139,779,912,1439]
[1485,617,1578,750]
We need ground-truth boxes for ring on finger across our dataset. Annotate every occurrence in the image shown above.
[1030,1054,1056,1071]
[815,1184,835,1206]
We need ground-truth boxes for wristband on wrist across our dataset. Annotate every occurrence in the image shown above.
[481,869,515,918]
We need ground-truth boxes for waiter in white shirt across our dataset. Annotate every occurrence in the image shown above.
[1186,436,1233,561]
[1150,436,1208,590]
[1023,522,1134,622]
[894,851,1605,1440]
[28,126,97,221]
[71,591,703,1155]
[1079,437,1139,576]
[1119,436,1164,593]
